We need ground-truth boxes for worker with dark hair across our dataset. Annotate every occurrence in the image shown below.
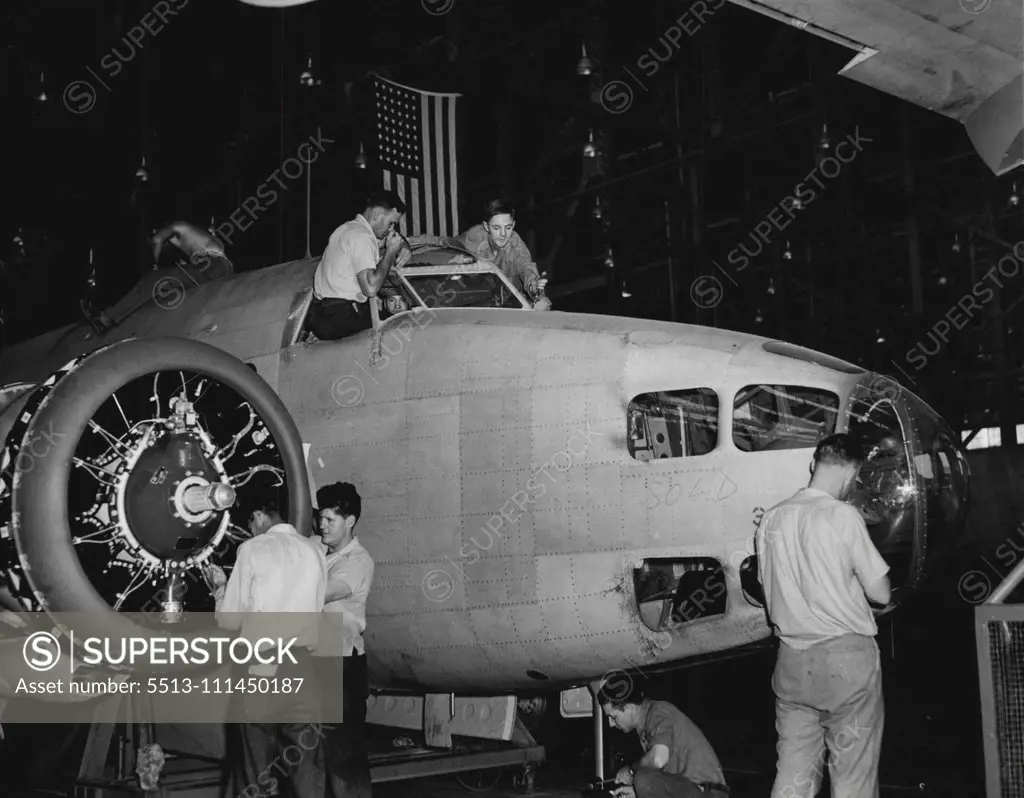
[205,497,329,798]
[313,481,376,798]
[597,678,728,798]
[455,198,550,309]
[308,190,412,340]
[756,432,891,797]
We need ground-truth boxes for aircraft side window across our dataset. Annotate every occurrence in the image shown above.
[733,385,839,452]
[627,388,719,461]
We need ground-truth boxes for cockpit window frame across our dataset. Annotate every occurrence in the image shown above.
[627,387,720,461]
[732,384,841,453]
[392,264,532,312]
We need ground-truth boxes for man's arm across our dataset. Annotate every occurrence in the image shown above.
[150,225,176,263]
[325,580,354,603]
[324,552,372,604]
[356,232,410,298]
[214,545,252,629]
[840,505,892,605]
[636,744,670,771]
[506,235,545,295]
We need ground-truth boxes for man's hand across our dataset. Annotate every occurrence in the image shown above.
[532,276,549,294]
[384,230,403,255]
[532,296,552,311]
[615,766,634,786]
[396,248,411,268]
[203,563,227,592]
[611,786,636,798]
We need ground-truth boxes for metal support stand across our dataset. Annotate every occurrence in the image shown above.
[593,692,605,781]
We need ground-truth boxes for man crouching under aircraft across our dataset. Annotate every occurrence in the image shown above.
[599,680,729,798]
[82,221,233,334]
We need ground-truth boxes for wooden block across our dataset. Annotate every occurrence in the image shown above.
[423,693,453,748]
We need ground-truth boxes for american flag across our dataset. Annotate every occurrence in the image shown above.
[373,74,462,238]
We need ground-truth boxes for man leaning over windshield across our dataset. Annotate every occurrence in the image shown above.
[421,198,551,310]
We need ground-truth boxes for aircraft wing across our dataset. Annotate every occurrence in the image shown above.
[728,0,1023,175]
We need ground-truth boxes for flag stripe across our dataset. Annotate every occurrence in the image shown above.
[432,95,447,236]
[410,176,421,240]
[420,93,435,238]
[447,96,459,234]
[374,74,460,237]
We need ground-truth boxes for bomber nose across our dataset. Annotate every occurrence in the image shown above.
[846,375,971,601]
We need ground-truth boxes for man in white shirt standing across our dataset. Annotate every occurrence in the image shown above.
[307,190,412,340]
[755,433,892,798]
[312,481,375,798]
[206,499,328,798]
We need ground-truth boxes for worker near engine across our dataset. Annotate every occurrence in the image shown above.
[308,190,412,340]
[456,199,550,309]
[312,481,376,798]
[755,432,891,797]
[82,220,233,334]
[598,680,729,798]
[205,499,328,798]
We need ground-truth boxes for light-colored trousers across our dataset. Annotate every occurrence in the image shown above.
[770,634,884,798]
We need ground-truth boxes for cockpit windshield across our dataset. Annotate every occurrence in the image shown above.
[405,272,524,309]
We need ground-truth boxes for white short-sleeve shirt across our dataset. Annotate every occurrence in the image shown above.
[313,214,379,302]
[755,487,890,649]
[321,537,375,656]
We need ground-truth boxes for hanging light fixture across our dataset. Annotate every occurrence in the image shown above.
[782,241,793,261]
[817,122,831,153]
[583,129,597,158]
[353,141,367,170]
[604,247,615,269]
[754,308,764,324]
[299,55,321,87]
[813,122,831,168]
[767,278,776,296]
[135,155,149,182]
[1010,181,1020,207]
[952,233,961,253]
[591,195,603,219]
[875,329,886,344]
[35,71,48,102]
[621,280,632,299]
[575,43,593,77]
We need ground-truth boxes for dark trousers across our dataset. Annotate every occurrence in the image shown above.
[634,768,728,798]
[320,653,371,798]
[224,651,327,798]
[307,297,372,340]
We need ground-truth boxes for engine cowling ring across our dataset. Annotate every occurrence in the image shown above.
[10,336,311,670]
[2,354,91,611]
